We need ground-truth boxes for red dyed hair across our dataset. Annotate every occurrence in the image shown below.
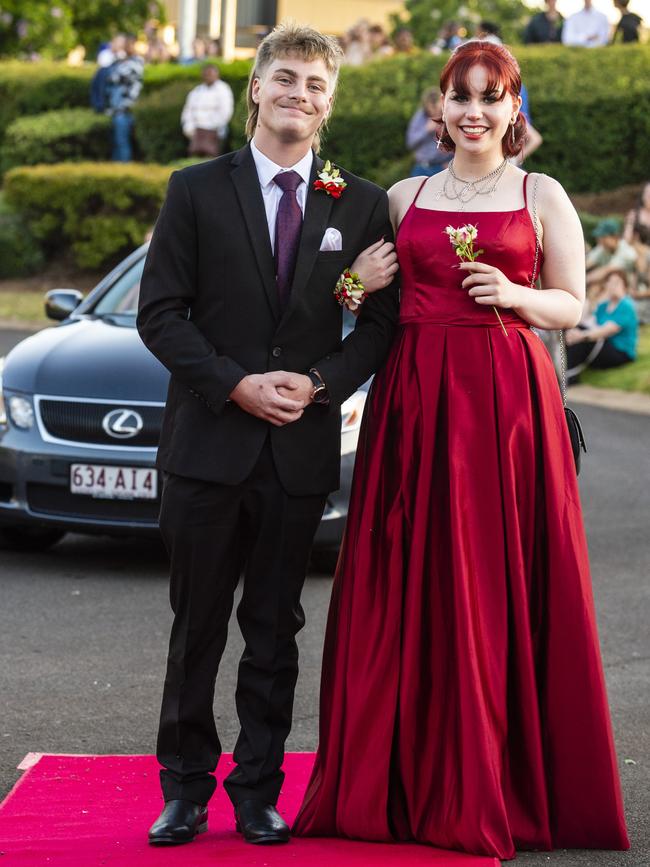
[438,41,527,158]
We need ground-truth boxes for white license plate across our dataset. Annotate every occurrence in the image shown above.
[70,464,158,500]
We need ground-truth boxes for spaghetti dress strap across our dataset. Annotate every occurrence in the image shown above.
[523,172,529,207]
[396,176,431,241]
[413,175,431,207]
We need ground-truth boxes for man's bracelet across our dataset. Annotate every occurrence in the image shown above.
[334,270,366,312]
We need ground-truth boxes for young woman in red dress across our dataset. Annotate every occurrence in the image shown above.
[294,41,630,860]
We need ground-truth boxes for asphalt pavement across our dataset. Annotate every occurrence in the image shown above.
[0,327,648,865]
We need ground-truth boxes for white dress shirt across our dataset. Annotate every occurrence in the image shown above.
[181,80,235,137]
[250,138,313,254]
[562,6,610,46]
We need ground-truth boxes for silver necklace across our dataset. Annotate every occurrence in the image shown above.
[437,158,508,210]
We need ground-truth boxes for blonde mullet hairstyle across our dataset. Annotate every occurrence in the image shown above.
[245,21,343,153]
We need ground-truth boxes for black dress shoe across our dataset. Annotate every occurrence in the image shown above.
[234,800,290,844]
[148,799,208,845]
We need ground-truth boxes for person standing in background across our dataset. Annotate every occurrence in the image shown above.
[523,0,564,43]
[90,37,120,114]
[181,64,234,158]
[393,27,417,54]
[368,25,394,59]
[475,21,502,43]
[515,83,543,165]
[406,87,451,177]
[612,0,643,42]
[562,0,610,47]
[107,34,144,162]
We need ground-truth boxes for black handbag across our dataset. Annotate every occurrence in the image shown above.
[565,405,587,474]
[530,175,587,475]
[558,329,587,474]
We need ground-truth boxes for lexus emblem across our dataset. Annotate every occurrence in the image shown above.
[102,408,144,439]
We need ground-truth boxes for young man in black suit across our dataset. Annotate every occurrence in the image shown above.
[138,22,399,847]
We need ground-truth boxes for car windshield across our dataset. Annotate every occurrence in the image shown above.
[89,255,359,344]
[92,257,145,318]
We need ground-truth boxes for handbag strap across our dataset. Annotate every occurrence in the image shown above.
[529,173,568,407]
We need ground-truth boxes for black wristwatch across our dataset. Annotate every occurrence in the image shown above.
[308,368,330,405]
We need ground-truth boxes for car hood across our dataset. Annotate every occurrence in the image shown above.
[3,318,169,401]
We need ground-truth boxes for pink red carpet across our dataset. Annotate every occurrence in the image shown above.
[0,753,498,865]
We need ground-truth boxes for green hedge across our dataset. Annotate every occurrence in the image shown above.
[2,108,111,172]
[143,59,251,101]
[2,45,650,215]
[0,59,251,145]
[319,45,650,193]
[229,45,650,194]
[133,81,195,164]
[3,163,171,269]
[0,193,44,278]
[0,62,93,144]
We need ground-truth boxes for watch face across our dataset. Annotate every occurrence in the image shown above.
[312,385,328,404]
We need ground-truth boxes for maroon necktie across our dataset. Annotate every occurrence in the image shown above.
[273,170,303,310]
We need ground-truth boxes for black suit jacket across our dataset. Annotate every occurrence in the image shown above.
[137,144,399,496]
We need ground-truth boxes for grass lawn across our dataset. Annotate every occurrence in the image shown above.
[581,325,650,395]
[0,290,49,325]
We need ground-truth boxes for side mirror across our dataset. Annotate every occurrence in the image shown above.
[45,289,84,322]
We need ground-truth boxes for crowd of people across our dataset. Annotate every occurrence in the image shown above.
[565,195,650,382]
[525,0,643,45]
[341,0,644,66]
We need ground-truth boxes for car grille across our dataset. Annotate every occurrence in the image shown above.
[27,483,160,524]
[38,399,163,447]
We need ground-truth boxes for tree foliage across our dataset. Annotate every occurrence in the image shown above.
[397,0,533,47]
[0,1,164,60]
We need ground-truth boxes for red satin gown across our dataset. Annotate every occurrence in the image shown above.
[293,175,630,860]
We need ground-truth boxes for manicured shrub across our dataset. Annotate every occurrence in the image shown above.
[133,81,195,164]
[2,108,111,172]
[3,163,171,269]
[0,194,44,278]
[143,59,251,102]
[0,62,93,143]
[134,67,247,164]
[0,59,251,146]
[319,45,650,193]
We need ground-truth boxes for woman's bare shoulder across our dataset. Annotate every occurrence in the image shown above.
[528,172,571,208]
[388,175,425,204]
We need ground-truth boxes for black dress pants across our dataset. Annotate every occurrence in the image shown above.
[156,442,327,807]
[566,336,632,384]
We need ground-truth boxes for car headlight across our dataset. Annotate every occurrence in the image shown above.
[340,390,367,456]
[341,390,367,432]
[0,358,5,426]
[8,395,34,430]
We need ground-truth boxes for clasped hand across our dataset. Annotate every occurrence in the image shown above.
[459,261,523,309]
[350,238,398,294]
[230,371,312,426]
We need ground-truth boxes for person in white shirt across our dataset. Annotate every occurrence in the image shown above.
[181,63,234,157]
[562,0,610,46]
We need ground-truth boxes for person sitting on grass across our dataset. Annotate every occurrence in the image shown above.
[623,181,650,322]
[566,268,638,384]
[586,217,637,288]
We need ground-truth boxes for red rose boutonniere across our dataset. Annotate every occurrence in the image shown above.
[314,160,347,199]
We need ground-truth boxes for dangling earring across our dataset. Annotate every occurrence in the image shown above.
[437,118,446,150]
[510,118,516,146]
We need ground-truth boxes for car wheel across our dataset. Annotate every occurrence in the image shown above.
[0,527,66,552]
[310,548,340,575]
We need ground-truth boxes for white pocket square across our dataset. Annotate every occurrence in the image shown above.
[319,227,343,252]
